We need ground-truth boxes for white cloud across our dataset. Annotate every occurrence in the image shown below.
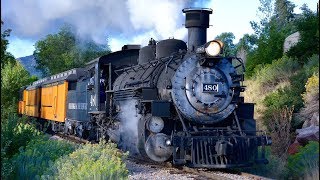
[4,0,318,58]
[109,38,125,52]
[7,37,36,58]
[126,0,186,39]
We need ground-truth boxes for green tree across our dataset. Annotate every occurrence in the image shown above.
[1,61,34,111]
[287,5,319,62]
[1,21,15,68]
[34,25,110,76]
[245,0,297,77]
[245,20,287,77]
[215,32,236,56]
[250,0,274,37]
[236,34,258,53]
[1,21,36,112]
[274,0,295,27]
[1,37,37,179]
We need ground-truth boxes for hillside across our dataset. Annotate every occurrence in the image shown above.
[17,55,42,78]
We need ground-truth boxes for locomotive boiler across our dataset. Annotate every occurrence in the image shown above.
[18,8,271,168]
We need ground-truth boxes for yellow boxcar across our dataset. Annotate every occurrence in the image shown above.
[25,88,41,117]
[18,89,27,115]
[41,81,68,122]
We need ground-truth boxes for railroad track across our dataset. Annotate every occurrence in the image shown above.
[50,133,272,180]
[126,156,273,180]
[50,132,92,144]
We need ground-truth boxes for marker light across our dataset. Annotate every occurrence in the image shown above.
[205,40,223,56]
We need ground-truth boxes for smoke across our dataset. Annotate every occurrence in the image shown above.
[1,0,204,51]
[117,100,141,155]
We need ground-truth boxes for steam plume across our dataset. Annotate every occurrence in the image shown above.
[117,100,141,155]
[1,0,203,50]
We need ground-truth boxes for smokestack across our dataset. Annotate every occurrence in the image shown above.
[182,8,212,51]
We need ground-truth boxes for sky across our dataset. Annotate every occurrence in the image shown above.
[1,0,319,58]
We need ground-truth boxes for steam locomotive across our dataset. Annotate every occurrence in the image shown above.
[18,8,271,168]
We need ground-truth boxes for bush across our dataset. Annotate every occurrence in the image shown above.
[259,55,318,129]
[298,73,319,122]
[242,147,287,179]
[2,116,42,159]
[11,136,76,179]
[1,140,13,180]
[1,115,44,179]
[43,140,128,180]
[264,106,294,160]
[287,141,319,179]
[254,55,299,92]
[263,87,303,110]
[303,54,319,77]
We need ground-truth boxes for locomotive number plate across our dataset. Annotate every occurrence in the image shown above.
[203,84,219,92]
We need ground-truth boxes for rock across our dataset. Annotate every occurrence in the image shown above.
[302,112,319,128]
[283,32,300,53]
[288,140,302,155]
[296,125,319,146]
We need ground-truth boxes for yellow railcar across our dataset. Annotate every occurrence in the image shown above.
[18,88,27,115]
[40,81,68,122]
[24,88,41,117]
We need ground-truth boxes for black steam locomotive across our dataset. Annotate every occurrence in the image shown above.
[19,8,271,168]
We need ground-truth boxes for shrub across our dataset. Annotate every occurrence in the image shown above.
[5,117,42,158]
[1,139,13,180]
[304,73,319,93]
[298,73,319,122]
[303,54,319,77]
[1,114,44,179]
[254,55,299,92]
[264,106,294,160]
[242,147,287,179]
[287,141,319,179]
[43,140,128,180]
[263,85,304,129]
[11,136,76,179]
[263,87,303,110]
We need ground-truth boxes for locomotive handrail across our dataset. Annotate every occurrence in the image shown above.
[165,56,174,73]
[233,57,245,73]
[53,96,57,118]
[174,105,188,132]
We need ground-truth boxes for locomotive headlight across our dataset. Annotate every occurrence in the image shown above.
[205,40,223,56]
[165,139,171,146]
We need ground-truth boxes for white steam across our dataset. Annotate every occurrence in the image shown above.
[2,0,199,50]
[118,100,140,137]
[117,100,141,154]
